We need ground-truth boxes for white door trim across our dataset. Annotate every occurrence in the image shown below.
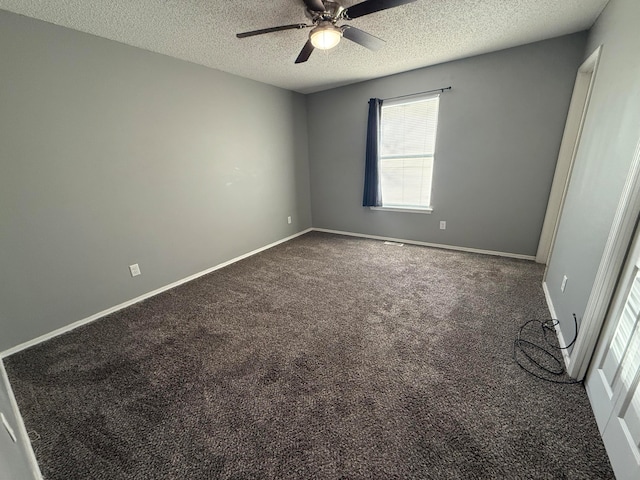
[569,136,640,379]
[0,361,43,479]
[537,46,602,265]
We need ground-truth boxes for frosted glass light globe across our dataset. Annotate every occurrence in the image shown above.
[310,25,341,50]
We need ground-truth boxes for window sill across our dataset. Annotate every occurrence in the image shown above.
[369,206,433,214]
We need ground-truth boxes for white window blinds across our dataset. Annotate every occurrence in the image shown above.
[379,94,440,209]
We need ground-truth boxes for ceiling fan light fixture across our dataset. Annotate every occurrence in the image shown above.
[310,23,342,50]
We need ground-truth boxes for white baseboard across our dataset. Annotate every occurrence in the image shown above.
[1,228,313,359]
[542,281,571,370]
[1,227,534,358]
[312,228,536,261]
[0,361,43,480]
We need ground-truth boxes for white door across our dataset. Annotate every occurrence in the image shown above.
[586,222,640,480]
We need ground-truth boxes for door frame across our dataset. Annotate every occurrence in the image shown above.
[0,360,42,479]
[536,46,602,264]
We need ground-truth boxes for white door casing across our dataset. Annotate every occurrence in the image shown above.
[537,46,601,265]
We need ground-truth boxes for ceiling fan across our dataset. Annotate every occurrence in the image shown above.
[236,0,417,64]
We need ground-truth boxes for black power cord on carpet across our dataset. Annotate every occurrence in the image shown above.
[513,314,583,384]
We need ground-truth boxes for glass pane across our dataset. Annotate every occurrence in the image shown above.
[603,271,640,387]
[620,323,640,390]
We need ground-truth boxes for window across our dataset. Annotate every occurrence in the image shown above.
[378,94,440,211]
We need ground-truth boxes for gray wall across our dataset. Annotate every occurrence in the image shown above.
[0,10,312,352]
[545,0,640,341]
[0,363,38,480]
[306,34,587,256]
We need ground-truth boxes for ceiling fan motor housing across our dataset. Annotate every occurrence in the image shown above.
[305,1,345,24]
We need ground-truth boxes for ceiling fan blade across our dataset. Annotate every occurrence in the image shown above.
[341,26,385,51]
[303,0,326,12]
[345,0,417,19]
[295,40,315,64]
[236,24,309,38]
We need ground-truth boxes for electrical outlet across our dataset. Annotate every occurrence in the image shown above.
[439,221,446,230]
[129,264,141,277]
[287,216,292,224]
[561,275,568,292]
[1,412,17,443]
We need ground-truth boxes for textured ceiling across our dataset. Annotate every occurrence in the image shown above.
[0,0,609,94]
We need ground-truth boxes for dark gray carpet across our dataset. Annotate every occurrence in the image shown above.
[5,232,613,479]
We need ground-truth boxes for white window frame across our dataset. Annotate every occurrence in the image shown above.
[372,92,440,214]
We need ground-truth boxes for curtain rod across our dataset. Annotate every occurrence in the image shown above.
[383,86,452,101]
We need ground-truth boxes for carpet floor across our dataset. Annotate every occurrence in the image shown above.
[5,232,613,479]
